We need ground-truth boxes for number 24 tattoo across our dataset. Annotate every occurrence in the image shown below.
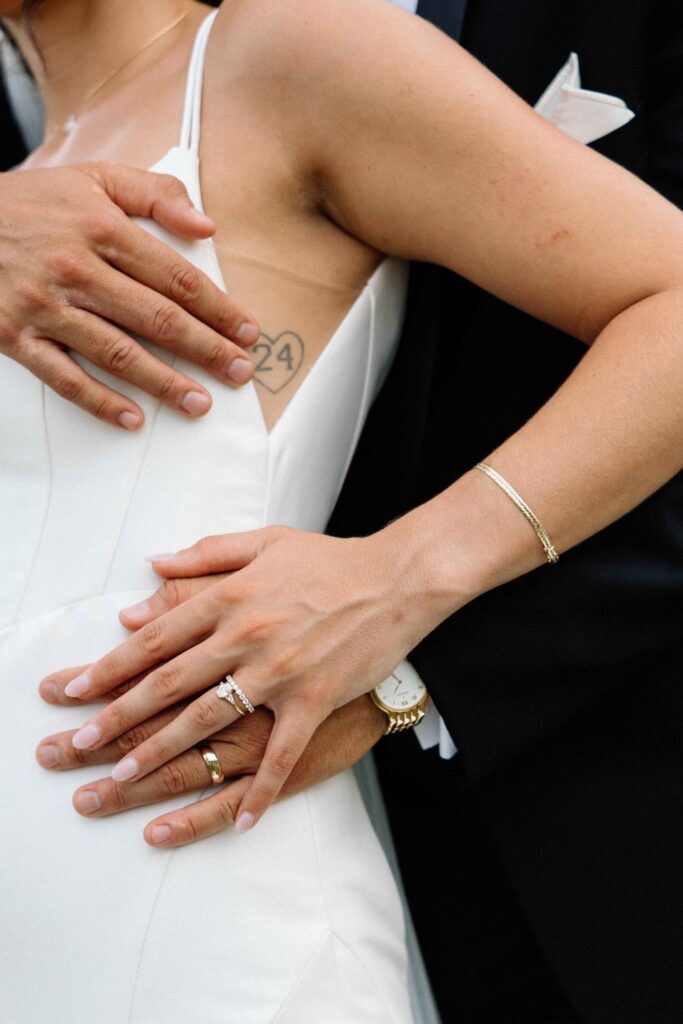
[252,331,304,394]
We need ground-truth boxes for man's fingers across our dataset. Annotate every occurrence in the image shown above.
[36,709,172,771]
[144,775,252,848]
[119,575,226,630]
[70,258,254,395]
[12,334,145,430]
[110,221,260,351]
[40,665,145,706]
[86,163,216,241]
[70,746,220,819]
[234,712,317,834]
[61,306,215,416]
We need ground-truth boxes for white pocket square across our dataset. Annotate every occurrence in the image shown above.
[534,52,634,145]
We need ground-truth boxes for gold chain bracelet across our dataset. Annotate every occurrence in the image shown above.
[474,462,559,564]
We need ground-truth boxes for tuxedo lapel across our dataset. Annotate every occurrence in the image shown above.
[416,0,469,41]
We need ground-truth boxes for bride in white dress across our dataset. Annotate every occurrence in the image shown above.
[3,1,683,1022]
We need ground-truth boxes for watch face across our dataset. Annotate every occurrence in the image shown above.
[375,670,426,713]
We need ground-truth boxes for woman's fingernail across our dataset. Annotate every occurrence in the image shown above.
[144,553,175,563]
[74,790,102,814]
[65,670,92,698]
[236,323,259,345]
[118,411,142,431]
[235,812,255,836]
[228,358,254,384]
[151,824,173,845]
[36,744,60,768]
[40,681,59,702]
[72,723,101,749]
[180,390,211,416]
[120,599,150,619]
[111,757,139,783]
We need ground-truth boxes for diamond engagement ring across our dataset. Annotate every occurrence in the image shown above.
[216,674,256,715]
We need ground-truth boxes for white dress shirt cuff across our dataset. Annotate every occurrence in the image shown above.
[403,660,458,760]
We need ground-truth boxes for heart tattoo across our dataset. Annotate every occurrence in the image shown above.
[252,331,304,393]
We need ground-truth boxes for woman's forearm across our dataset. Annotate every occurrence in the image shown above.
[388,288,683,623]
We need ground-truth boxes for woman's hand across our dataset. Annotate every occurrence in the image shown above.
[41,524,443,834]
[36,673,385,848]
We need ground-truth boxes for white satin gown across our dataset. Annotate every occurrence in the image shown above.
[0,13,425,1023]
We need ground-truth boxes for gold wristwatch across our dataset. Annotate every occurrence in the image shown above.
[370,662,429,735]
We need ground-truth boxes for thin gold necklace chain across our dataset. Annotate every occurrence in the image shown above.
[48,9,191,136]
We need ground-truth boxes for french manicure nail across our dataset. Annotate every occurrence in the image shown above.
[74,790,102,814]
[236,323,260,344]
[118,411,142,431]
[36,744,60,768]
[180,390,211,416]
[151,824,173,844]
[65,670,92,698]
[144,553,175,563]
[111,757,139,783]
[227,358,254,384]
[120,599,150,619]
[72,723,101,750]
[235,812,255,836]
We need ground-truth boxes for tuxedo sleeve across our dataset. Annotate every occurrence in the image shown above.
[409,1,683,788]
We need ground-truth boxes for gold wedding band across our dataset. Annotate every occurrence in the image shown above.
[198,745,225,786]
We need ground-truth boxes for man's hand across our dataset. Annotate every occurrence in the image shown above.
[37,669,386,848]
[0,162,259,428]
[39,523,443,835]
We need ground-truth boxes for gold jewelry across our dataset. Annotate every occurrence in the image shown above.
[474,462,559,564]
[198,745,225,786]
[216,675,256,715]
[48,10,191,137]
[371,667,429,735]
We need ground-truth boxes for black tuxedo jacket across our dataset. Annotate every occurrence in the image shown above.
[329,1,683,1022]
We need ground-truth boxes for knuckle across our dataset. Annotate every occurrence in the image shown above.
[70,743,95,767]
[159,578,184,608]
[150,303,180,344]
[151,663,184,702]
[271,746,297,777]
[167,264,202,305]
[15,279,53,317]
[137,620,165,656]
[213,304,241,338]
[105,780,128,812]
[105,701,130,738]
[80,210,122,248]
[50,248,93,288]
[216,792,238,828]
[117,722,153,755]
[178,812,199,843]
[189,699,219,732]
[202,338,229,372]
[51,372,83,402]
[91,395,115,422]
[158,759,189,796]
[157,371,179,404]
[104,337,137,375]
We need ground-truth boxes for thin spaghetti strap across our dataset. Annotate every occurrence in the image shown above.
[178,10,219,153]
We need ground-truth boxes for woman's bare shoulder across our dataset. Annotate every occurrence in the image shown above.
[210,0,422,88]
